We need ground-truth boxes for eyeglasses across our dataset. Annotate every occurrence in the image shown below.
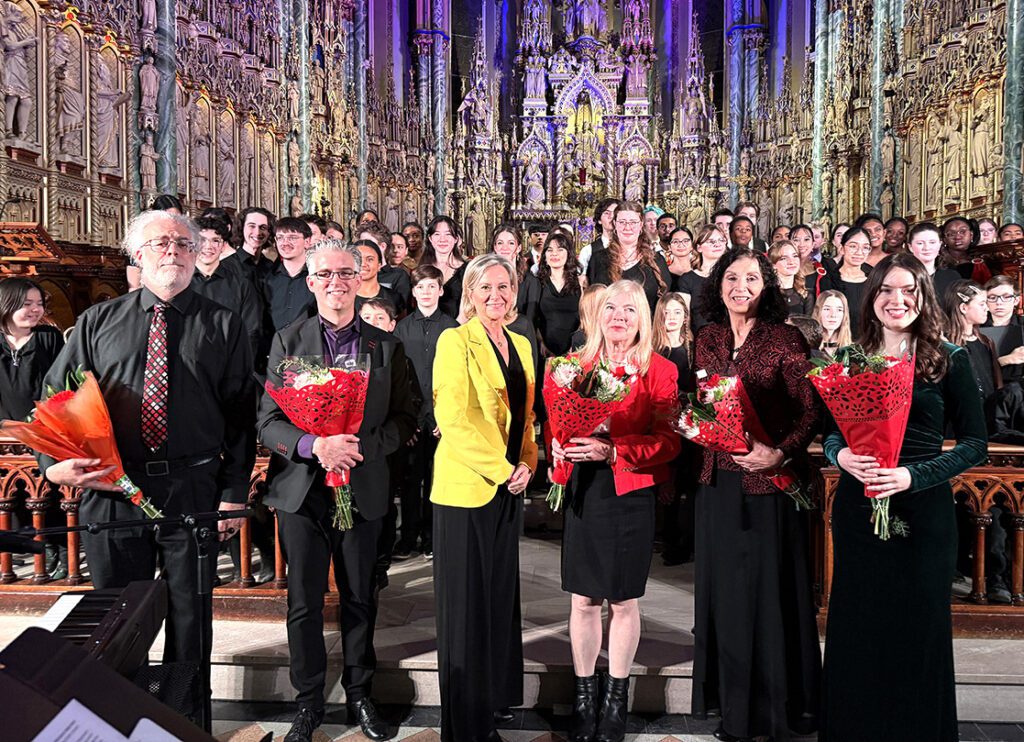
[276,233,306,243]
[846,245,871,254]
[312,269,359,282]
[140,237,198,253]
[615,219,641,227]
[987,294,1018,304]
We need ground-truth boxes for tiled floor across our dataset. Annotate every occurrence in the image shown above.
[209,702,1024,742]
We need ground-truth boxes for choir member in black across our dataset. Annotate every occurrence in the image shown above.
[191,216,264,358]
[770,225,790,243]
[999,222,1024,241]
[665,226,695,292]
[570,283,608,350]
[982,275,1024,384]
[735,202,770,252]
[691,248,821,741]
[769,240,814,315]
[821,253,987,741]
[906,221,960,303]
[586,200,670,313]
[357,220,411,311]
[402,222,426,264]
[943,216,995,283]
[884,216,909,252]
[0,278,66,572]
[579,199,618,276]
[393,266,458,558]
[729,215,756,251]
[325,221,345,241]
[978,217,999,245]
[536,230,583,358]
[432,254,537,742]
[711,208,734,243]
[792,223,836,300]
[552,280,680,742]
[386,230,415,274]
[224,206,276,286]
[421,216,467,320]
[652,292,696,565]
[676,224,728,334]
[812,290,853,358]
[819,227,872,331]
[128,194,186,290]
[354,240,404,317]
[830,223,850,256]
[855,212,888,267]
[656,212,677,252]
[490,223,542,328]
[299,213,327,245]
[40,210,255,672]
[259,240,417,742]
[263,217,316,335]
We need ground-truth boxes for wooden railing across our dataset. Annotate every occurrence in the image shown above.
[1,438,1023,632]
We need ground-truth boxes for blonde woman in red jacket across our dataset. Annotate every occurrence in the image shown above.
[550,279,680,742]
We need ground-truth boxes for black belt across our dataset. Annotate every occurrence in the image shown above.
[125,455,218,477]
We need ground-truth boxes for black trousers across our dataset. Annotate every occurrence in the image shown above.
[434,489,524,742]
[400,434,438,546]
[278,500,382,710]
[80,461,220,666]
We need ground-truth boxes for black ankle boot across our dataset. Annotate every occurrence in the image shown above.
[568,674,598,742]
[594,674,629,742]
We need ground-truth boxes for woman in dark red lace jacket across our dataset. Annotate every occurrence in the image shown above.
[690,248,822,742]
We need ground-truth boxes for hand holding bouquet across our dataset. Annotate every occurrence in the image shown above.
[1,369,162,518]
[265,355,370,530]
[808,345,915,539]
[674,372,813,511]
[542,356,635,511]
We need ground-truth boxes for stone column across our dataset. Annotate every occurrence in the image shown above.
[414,34,432,143]
[1003,0,1024,223]
[431,2,449,216]
[811,0,828,219]
[868,0,890,211]
[725,8,745,205]
[154,0,178,196]
[295,0,312,214]
[354,0,369,211]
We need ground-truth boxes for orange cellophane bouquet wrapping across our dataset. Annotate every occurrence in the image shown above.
[0,371,163,518]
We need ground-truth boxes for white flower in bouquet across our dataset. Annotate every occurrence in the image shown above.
[551,358,584,388]
[292,369,334,389]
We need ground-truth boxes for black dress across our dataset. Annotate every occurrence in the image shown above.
[819,266,872,334]
[536,278,581,357]
[781,287,813,316]
[0,325,65,421]
[661,344,697,563]
[821,344,988,741]
[587,248,670,313]
[437,262,467,319]
[517,271,542,327]
[676,271,712,333]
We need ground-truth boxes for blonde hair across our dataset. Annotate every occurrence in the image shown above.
[576,283,607,346]
[812,289,853,348]
[460,253,519,323]
[768,239,807,298]
[578,279,654,374]
[653,292,693,358]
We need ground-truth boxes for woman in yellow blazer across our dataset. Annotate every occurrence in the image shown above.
[432,253,538,742]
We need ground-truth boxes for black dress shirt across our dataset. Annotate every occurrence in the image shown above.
[355,285,404,317]
[438,263,467,319]
[222,249,273,288]
[517,272,542,327]
[394,308,459,429]
[536,278,581,357]
[378,266,411,313]
[190,259,264,360]
[39,287,256,503]
[263,261,316,332]
[0,325,65,421]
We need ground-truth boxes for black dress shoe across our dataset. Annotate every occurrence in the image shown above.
[569,674,598,742]
[284,707,324,742]
[594,674,629,742]
[712,724,748,742]
[348,698,392,741]
[493,707,515,724]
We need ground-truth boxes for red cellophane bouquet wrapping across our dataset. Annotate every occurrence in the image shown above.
[0,368,162,518]
[542,355,635,512]
[674,372,814,510]
[264,355,370,529]
[807,345,915,539]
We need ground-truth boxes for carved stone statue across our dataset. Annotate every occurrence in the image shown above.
[756,186,773,235]
[176,88,194,190]
[466,198,487,255]
[880,183,895,221]
[523,153,545,208]
[970,90,993,186]
[626,53,645,97]
[820,168,833,216]
[240,128,255,205]
[1,1,37,140]
[578,0,605,37]
[289,193,302,217]
[139,130,159,191]
[53,32,84,155]
[384,187,400,232]
[260,135,276,207]
[139,55,159,112]
[925,117,943,206]
[904,135,922,211]
[944,108,963,202]
[778,182,796,225]
[94,59,131,168]
[217,123,236,204]
[191,110,211,198]
[683,192,706,232]
[141,0,157,32]
[880,130,896,184]
[623,162,644,203]
[287,137,300,186]
[287,80,300,124]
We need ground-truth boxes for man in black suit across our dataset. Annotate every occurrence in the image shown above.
[258,240,417,742]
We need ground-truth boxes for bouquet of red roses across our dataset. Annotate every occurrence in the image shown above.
[0,368,162,518]
[808,345,915,539]
[265,355,370,530]
[674,372,814,510]
[542,355,635,512]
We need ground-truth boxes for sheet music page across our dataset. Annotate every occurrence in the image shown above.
[31,698,128,741]
[129,719,182,741]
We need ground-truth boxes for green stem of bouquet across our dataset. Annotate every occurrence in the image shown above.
[331,485,354,531]
[546,483,565,512]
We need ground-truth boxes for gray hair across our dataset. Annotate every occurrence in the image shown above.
[305,238,363,272]
[460,253,519,323]
[121,210,200,263]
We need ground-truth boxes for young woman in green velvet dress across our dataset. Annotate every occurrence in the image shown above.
[821,252,988,741]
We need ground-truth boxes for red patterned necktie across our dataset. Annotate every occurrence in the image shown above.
[141,302,169,451]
